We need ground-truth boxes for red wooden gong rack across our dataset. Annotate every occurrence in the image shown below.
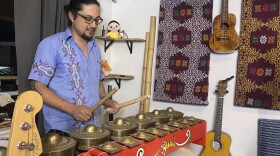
[80,120,206,156]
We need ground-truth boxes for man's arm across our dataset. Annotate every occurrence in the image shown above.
[30,80,92,121]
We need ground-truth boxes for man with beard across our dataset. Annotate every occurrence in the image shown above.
[28,0,120,136]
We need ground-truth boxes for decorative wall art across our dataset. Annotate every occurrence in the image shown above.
[153,0,213,105]
[235,0,280,110]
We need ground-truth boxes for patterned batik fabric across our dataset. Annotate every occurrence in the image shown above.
[235,0,280,110]
[153,0,213,105]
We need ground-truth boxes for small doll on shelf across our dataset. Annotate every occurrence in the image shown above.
[106,20,128,39]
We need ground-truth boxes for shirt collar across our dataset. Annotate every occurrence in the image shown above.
[64,27,97,47]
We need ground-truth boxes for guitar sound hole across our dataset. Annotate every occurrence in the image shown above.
[220,23,229,29]
[212,141,222,150]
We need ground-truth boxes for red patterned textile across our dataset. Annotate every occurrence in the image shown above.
[235,0,280,110]
[153,0,213,105]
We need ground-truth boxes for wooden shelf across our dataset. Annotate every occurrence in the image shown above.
[0,76,18,80]
[103,74,134,88]
[95,36,145,54]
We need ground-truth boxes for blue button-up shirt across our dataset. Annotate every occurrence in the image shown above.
[29,28,103,133]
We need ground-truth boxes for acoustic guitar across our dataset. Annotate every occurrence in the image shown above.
[200,76,234,156]
[6,91,43,156]
[209,0,239,53]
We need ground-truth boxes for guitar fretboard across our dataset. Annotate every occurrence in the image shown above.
[214,97,224,142]
[221,0,229,27]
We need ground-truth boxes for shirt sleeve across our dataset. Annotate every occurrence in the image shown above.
[28,37,57,86]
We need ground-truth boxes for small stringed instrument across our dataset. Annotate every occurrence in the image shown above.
[6,91,43,156]
[209,0,239,53]
[200,76,234,156]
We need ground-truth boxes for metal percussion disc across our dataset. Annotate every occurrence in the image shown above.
[41,133,76,156]
[70,124,111,151]
[102,117,138,140]
[125,113,156,130]
[176,116,198,126]
[144,109,171,125]
[160,107,184,120]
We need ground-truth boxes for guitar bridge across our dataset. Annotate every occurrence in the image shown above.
[217,36,231,41]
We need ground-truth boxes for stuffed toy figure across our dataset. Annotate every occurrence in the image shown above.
[106,20,128,39]
[101,60,111,76]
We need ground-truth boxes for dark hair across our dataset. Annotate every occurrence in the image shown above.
[108,20,120,26]
[64,0,100,26]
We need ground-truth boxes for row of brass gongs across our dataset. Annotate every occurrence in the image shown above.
[41,107,203,156]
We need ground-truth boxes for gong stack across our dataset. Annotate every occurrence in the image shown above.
[102,117,138,140]
[125,113,156,130]
[160,107,184,121]
[144,109,171,125]
[41,133,76,156]
[70,124,111,152]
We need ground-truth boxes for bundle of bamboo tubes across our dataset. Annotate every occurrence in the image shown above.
[140,16,157,113]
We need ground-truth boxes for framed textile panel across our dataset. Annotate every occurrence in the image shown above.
[235,0,280,110]
[153,0,213,105]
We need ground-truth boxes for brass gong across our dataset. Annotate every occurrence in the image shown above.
[125,113,156,130]
[144,109,171,125]
[41,133,76,156]
[160,107,184,120]
[102,117,138,140]
[176,116,200,126]
[70,124,111,151]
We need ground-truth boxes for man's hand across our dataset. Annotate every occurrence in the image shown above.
[71,105,92,122]
[104,99,120,114]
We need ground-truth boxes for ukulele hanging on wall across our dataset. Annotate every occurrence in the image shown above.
[200,76,234,156]
[209,0,239,53]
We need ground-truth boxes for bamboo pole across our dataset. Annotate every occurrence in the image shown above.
[139,32,150,113]
[143,16,156,112]
[118,95,150,109]
[90,87,119,113]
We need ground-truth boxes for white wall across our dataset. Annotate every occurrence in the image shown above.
[98,0,280,156]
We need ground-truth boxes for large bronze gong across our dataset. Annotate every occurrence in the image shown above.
[125,113,156,130]
[102,117,138,140]
[41,133,76,156]
[160,107,184,120]
[144,109,171,125]
[70,124,111,151]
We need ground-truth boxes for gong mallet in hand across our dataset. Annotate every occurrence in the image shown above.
[104,95,150,113]
[90,87,119,113]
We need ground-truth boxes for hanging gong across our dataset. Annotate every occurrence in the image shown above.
[41,133,76,156]
[160,107,184,120]
[102,117,138,140]
[69,124,111,151]
[125,113,156,130]
[144,109,171,125]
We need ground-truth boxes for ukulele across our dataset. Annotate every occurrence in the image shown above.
[209,0,239,53]
[200,76,234,156]
[6,91,43,156]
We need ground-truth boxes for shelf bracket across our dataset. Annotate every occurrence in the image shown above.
[104,40,114,52]
[126,41,133,54]
[113,78,121,88]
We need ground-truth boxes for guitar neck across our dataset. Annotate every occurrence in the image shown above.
[221,0,229,25]
[214,97,224,142]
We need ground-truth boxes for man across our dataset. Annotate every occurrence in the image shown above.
[28,0,119,135]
